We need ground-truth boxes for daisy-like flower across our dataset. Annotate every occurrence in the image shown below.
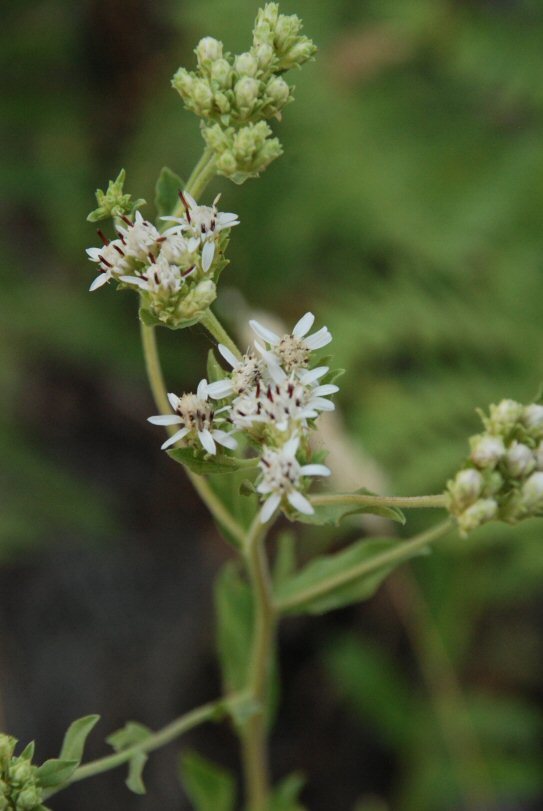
[117,211,160,263]
[120,253,193,296]
[162,192,239,272]
[86,237,131,291]
[147,379,237,455]
[257,434,330,522]
[206,343,266,400]
[250,312,332,375]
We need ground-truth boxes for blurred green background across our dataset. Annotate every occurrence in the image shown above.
[2,1,543,809]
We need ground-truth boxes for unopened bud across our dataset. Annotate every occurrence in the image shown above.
[235,77,261,111]
[535,441,543,470]
[214,91,230,115]
[486,399,523,434]
[16,785,41,811]
[195,37,223,66]
[449,468,483,507]
[0,735,15,765]
[523,403,543,435]
[191,79,214,115]
[254,43,274,70]
[505,441,535,478]
[458,498,498,534]
[470,434,505,468]
[280,38,317,68]
[216,151,238,176]
[9,759,32,785]
[176,280,217,320]
[210,58,232,88]
[172,67,194,98]
[266,76,290,107]
[520,471,543,512]
[235,52,259,77]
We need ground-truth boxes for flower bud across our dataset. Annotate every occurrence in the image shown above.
[0,735,15,766]
[202,123,229,151]
[254,43,274,70]
[9,759,32,785]
[523,403,543,435]
[195,37,223,66]
[457,498,498,534]
[214,91,231,115]
[191,79,214,114]
[172,67,194,98]
[16,785,41,811]
[235,77,261,111]
[280,38,317,68]
[210,58,232,88]
[176,280,217,320]
[449,468,483,508]
[535,441,543,470]
[470,434,505,468]
[486,399,523,434]
[520,471,543,512]
[216,151,238,176]
[258,3,279,28]
[504,441,535,479]
[266,76,290,107]
[235,51,259,77]
[275,14,302,49]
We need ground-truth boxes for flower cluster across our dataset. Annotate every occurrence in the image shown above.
[172,3,316,183]
[86,195,239,328]
[148,313,338,522]
[0,736,43,811]
[447,398,543,534]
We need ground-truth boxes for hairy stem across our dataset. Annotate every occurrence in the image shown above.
[276,519,455,613]
[42,699,224,799]
[310,493,448,510]
[241,516,276,811]
[200,308,243,361]
[140,320,246,547]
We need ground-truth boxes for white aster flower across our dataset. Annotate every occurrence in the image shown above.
[147,379,237,454]
[120,253,191,296]
[206,344,266,400]
[86,237,131,291]
[117,211,160,263]
[159,231,196,267]
[250,312,332,375]
[162,192,239,272]
[257,434,330,523]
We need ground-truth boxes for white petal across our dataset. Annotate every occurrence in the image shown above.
[168,392,180,410]
[260,493,281,523]
[300,464,331,477]
[218,343,239,369]
[198,429,216,455]
[283,434,300,457]
[120,275,148,290]
[197,379,208,400]
[287,490,314,515]
[183,191,197,209]
[207,379,234,399]
[249,320,281,346]
[292,312,315,339]
[86,247,102,261]
[313,384,339,397]
[202,240,215,272]
[148,415,183,425]
[217,212,239,225]
[310,397,335,412]
[256,346,286,384]
[160,427,189,450]
[160,216,184,224]
[89,273,110,291]
[187,237,200,252]
[212,429,237,450]
[299,366,329,385]
[305,327,332,351]
[299,409,319,420]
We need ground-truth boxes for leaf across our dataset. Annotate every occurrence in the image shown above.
[214,562,253,694]
[59,715,100,762]
[19,741,35,760]
[272,531,297,588]
[168,447,247,475]
[126,751,148,795]
[106,721,151,752]
[37,759,79,788]
[207,349,227,384]
[296,490,405,527]
[154,166,183,219]
[208,468,259,547]
[276,538,427,615]
[269,772,307,811]
[179,750,236,811]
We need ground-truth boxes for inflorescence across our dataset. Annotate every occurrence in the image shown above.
[148,312,338,523]
[447,399,543,534]
[0,736,43,811]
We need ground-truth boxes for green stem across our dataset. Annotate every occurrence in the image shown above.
[241,516,276,811]
[140,320,246,547]
[310,493,448,510]
[42,699,223,799]
[200,308,243,361]
[276,519,455,613]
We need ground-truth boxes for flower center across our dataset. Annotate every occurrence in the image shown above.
[176,394,214,432]
[278,334,310,372]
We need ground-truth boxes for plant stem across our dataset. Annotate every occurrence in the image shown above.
[42,699,224,799]
[241,516,276,811]
[310,493,448,510]
[200,308,243,361]
[140,320,246,547]
[276,519,455,613]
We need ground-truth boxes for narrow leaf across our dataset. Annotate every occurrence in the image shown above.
[126,751,148,795]
[168,447,244,475]
[106,721,151,752]
[37,759,79,788]
[155,166,183,219]
[180,750,236,811]
[215,563,253,693]
[59,715,100,762]
[20,741,35,760]
[269,772,307,810]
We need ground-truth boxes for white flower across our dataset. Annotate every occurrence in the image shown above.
[250,312,332,375]
[117,211,160,263]
[162,192,239,272]
[147,379,237,455]
[159,232,196,267]
[120,253,191,296]
[206,344,266,400]
[504,441,535,479]
[470,434,506,469]
[86,238,131,291]
[257,434,330,523]
[523,403,543,433]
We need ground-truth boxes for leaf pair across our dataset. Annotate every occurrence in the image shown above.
[37,714,99,790]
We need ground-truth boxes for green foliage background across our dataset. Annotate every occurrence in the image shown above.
[2,1,543,809]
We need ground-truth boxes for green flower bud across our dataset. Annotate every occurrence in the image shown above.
[535,440,543,470]
[172,67,195,98]
[0,735,15,766]
[235,51,259,77]
[449,468,483,509]
[235,77,261,111]
[195,36,223,66]
[210,58,233,88]
[470,434,505,469]
[523,403,543,435]
[9,759,32,785]
[485,399,524,435]
[192,79,214,115]
[457,498,498,534]
[87,169,145,224]
[265,76,290,107]
[216,151,238,176]
[176,280,217,320]
[504,441,535,479]
[257,3,279,28]
[16,784,42,811]
[280,37,317,69]
[275,13,303,49]
[520,471,543,512]
[254,43,274,71]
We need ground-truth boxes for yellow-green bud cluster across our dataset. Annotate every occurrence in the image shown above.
[447,398,543,534]
[171,3,315,183]
[0,736,43,811]
[87,169,145,223]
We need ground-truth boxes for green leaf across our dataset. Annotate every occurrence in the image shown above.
[276,538,426,615]
[168,447,250,475]
[269,773,307,811]
[106,721,151,752]
[296,490,405,527]
[126,751,148,795]
[179,750,236,811]
[154,166,184,220]
[208,468,259,548]
[59,715,100,762]
[19,741,35,760]
[272,531,297,588]
[37,758,79,788]
[215,562,253,694]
